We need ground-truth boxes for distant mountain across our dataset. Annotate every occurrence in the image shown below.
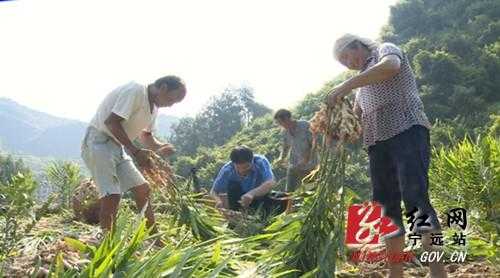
[0,98,86,158]
[0,98,179,158]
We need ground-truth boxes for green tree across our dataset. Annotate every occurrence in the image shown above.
[381,0,500,126]
[170,86,271,156]
[0,154,29,184]
[169,117,203,156]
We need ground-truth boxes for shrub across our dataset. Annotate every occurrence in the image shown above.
[429,132,499,261]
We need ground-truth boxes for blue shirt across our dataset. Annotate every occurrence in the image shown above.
[212,155,274,194]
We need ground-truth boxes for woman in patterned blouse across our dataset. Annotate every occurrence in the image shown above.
[328,34,447,278]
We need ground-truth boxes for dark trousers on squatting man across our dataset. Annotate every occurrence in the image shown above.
[226,180,287,217]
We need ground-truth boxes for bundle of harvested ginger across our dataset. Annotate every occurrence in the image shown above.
[141,154,175,191]
[309,99,362,146]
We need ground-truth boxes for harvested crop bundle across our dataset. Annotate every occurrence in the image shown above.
[258,100,361,276]
[309,100,362,147]
[72,179,100,224]
[260,147,349,276]
[142,154,222,240]
[71,156,176,225]
[9,239,86,277]
[142,155,175,190]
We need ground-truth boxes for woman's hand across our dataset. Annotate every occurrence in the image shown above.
[157,143,175,157]
[326,81,352,107]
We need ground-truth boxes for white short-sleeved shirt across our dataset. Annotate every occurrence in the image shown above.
[89,81,158,141]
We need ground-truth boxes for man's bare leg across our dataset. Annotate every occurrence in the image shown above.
[131,183,163,247]
[422,233,448,278]
[99,194,121,231]
[130,183,156,231]
[385,235,405,278]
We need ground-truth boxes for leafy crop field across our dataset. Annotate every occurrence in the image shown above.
[1,106,499,277]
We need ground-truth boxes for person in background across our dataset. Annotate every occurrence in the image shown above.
[210,146,286,216]
[328,33,446,278]
[274,109,317,192]
[81,76,186,235]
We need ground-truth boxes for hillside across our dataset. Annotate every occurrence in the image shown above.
[0,98,87,158]
[173,74,372,199]
[173,0,500,191]
[0,98,178,159]
[381,0,500,123]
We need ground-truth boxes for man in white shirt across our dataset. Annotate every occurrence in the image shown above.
[81,75,186,234]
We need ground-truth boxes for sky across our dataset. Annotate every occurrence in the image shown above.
[0,0,397,122]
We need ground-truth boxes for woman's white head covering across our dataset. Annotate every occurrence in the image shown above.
[333,33,378,61]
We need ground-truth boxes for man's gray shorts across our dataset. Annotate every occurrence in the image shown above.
[81,127,147,198]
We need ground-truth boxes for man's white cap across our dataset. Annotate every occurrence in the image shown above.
[333,33,377,61]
